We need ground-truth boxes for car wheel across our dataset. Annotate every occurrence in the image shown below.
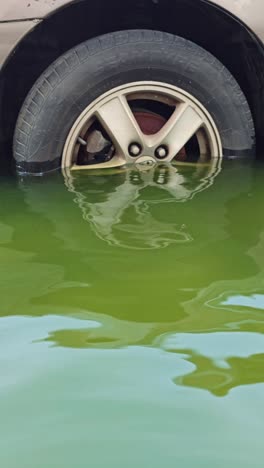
[14,30,255,174]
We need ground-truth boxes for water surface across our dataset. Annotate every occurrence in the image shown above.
[1,160,264,467]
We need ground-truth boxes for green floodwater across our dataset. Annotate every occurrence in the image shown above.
[1,160,264,467]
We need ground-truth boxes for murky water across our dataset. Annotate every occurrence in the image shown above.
[1,159,264,467]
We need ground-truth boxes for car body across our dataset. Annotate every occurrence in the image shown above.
[0,1,263,66]
[1,0,264,169]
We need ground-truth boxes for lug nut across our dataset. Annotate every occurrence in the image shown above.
[155,145,169,160]
[128,143,142,157]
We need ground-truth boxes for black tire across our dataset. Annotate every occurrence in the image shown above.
[14,30,255,174]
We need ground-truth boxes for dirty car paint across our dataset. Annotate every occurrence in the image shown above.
[0,0,68,21]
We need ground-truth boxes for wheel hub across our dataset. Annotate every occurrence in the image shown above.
[133,110,166,168]
[135,155,156,169]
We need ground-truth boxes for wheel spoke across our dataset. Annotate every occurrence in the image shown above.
[96,95,145,160]
[71,154,125,171]
[152,104,204,161]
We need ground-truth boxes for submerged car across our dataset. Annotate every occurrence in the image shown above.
[0,0,263,173]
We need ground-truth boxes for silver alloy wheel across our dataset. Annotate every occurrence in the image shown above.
[62,81,222,170]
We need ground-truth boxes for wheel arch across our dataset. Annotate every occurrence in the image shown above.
[1,0,264,157]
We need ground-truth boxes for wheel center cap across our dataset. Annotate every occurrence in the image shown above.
[135,156,156,168]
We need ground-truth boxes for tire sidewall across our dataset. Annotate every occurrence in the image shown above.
[14,31,255,172]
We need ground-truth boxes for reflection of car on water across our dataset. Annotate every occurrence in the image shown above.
[2,160,264,395]
[10,159,261,324]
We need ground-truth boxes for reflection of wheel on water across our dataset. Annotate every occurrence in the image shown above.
[63,159,222,250]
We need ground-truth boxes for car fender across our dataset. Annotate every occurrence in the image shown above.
[0,0,263,43]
